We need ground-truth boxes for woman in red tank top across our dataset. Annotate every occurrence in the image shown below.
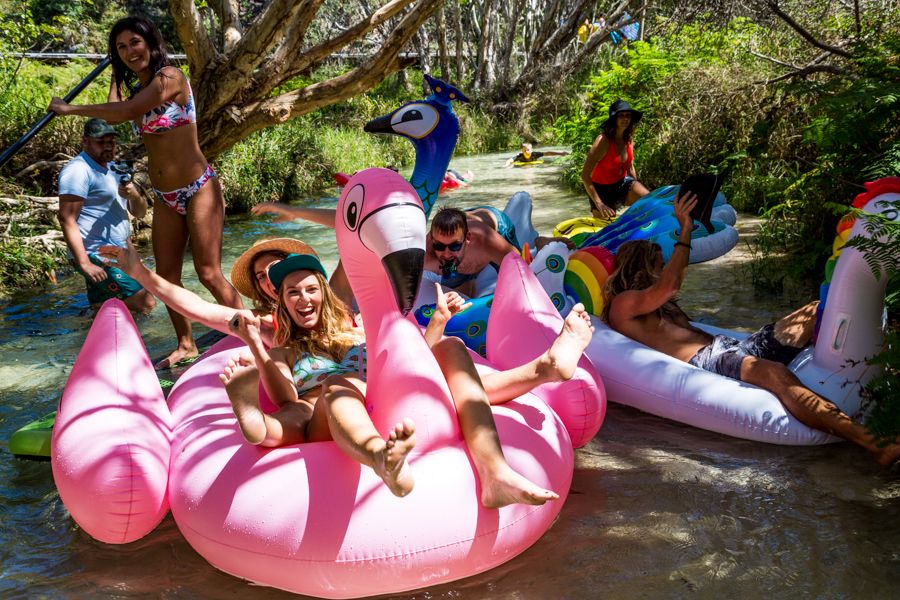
[581,100,650,219]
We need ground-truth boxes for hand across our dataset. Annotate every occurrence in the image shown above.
[535,235,577,251]
[673,191,698,232]
[228,309,263,345]
[433,282,470,322]
[79,261,107,283]
[118,182,139,200]
[592,202,616,220]
[251,202,295,223]
[48,97,72,115]
[97,241,142,276]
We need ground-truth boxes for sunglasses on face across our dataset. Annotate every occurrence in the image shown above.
[433,240,464,252]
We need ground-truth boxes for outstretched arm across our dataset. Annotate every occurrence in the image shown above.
[98,242,275,345]
[49,66,184,125]
[543,150,569,157]
[607,192,698,322]
[251,203,337,228]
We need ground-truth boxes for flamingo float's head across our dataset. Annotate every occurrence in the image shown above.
[363,74,469,143]
[336,168,426,315]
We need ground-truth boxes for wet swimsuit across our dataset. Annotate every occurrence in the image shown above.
[467,205,520,249]
[688,324,804,381]
[154,164,216,216]
[80,253,144,305]
[130,80,211,215]
[293,344,367,395]
[131,82,197,136]
[590,141,634,211]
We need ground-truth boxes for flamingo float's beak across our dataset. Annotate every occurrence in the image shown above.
[382,249,425,316]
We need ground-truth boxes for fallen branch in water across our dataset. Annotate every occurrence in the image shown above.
[0,228,64,250]
[14,154,73,178]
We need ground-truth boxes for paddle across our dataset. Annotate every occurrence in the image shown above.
[0,56,111,170]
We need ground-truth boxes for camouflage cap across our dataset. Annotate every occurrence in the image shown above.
[83,118,118,138]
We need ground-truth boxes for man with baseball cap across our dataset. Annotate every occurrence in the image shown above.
[57,118,155,312]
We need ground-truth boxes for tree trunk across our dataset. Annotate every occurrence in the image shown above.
[453,0,465,84]
[415,25,432,87]
[496,0,525,89]
[164,0,442,160]
[474,0,495,91]
[436,3,451,80]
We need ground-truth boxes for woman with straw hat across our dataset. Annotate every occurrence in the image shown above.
[100,237,319,348]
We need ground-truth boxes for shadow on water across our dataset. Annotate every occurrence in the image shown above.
[1,149,898,598]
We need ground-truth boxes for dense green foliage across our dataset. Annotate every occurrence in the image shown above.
[555,17,899,292]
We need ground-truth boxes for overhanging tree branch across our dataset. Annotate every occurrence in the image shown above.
[766,0,852,58]
[198,0,442,159]
[168,0,217,75]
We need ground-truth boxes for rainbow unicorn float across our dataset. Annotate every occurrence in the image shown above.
[570,177,899,444]
[51,169,605,597]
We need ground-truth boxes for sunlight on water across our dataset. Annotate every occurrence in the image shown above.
[1,149,897,599]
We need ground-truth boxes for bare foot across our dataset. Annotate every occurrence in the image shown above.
[154,344,199,371]
[373,419,416,497]
[544,303,594,381]
[219,353,265,444]
[480,463,559,508]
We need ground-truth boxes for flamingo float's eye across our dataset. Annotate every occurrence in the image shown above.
[390,103,438,139]
[343,184,364,231]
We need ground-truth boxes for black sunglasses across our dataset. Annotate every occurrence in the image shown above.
[433,240,464,252]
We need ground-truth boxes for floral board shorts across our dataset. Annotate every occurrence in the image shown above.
[687,323,804,381]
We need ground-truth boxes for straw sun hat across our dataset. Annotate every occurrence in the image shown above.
[230,238,320,300]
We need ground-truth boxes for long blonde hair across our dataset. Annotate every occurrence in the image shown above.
[601,240,668,323]
[273,271,362,360]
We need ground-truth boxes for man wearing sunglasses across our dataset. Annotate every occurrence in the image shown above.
[424,207,573,298]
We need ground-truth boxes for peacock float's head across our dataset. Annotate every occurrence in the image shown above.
[363,74,469,145]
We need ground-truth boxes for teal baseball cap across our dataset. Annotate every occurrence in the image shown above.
[268,253,328,291]
[83,118,118,138]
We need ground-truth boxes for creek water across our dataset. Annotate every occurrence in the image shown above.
[1,150,897,599]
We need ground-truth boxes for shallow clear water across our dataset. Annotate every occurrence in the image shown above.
[1,150,898,599]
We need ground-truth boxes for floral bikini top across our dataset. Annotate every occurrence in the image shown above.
[131,82,197,136]
[292,344,367,395]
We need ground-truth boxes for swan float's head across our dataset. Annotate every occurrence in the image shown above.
[336,168,426,315]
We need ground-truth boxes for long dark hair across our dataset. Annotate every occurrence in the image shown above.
[601,240,684,325]
[108,16,171,98]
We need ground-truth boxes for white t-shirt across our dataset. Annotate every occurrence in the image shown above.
[58,151,131,253]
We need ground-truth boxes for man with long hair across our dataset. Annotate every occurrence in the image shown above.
[602,193,900,466]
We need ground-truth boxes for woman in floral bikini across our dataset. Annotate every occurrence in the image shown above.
[50,15,241,368]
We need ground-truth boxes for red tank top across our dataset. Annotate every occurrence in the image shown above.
[591,139,633,185]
